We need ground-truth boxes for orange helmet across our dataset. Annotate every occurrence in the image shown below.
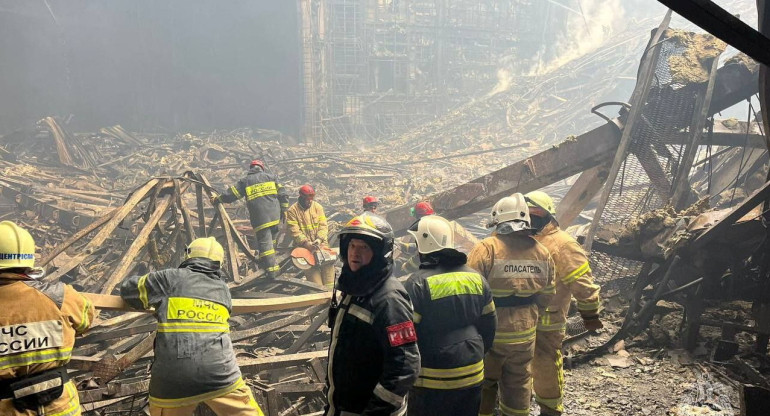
[299,185,315,196]
[411,201,435,218]
[250,159,265,170]
[362,196,379,210]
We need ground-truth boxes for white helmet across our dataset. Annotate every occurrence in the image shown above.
[488,193,530,234]
[408,215,454,254]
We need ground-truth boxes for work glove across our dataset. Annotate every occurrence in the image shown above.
[302,240,316,251]
[582,315,604,331]
[210,194,220,205]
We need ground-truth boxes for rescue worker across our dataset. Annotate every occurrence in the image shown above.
[362,196,379,213]
[467,194,555,416]
[396,201,435,275]
[0,221,95,416]
[286,185,335,289]
[525,191,602,416]
[325,212,420,416]
[120,237,263,416]
[213,160,288,279]
[404,215,496,416]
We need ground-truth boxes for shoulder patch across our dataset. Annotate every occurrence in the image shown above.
[386,321,417,347]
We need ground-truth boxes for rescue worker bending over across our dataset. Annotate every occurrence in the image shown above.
[468,194,555,416]
[362,196,379,213]
[120,237,263,416]
[525,191,602,416]
[404,215,496,416]
[396,201,435,275]
[325,213,420,416]
[213,159,288,279]
[286,185,335,289]
[0,221,95,416]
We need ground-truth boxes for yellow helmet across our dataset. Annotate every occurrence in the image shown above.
[0,221,37,270]
[524,190,556,216]
[185,237,224,263]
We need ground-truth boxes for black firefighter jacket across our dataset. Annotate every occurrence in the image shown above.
[217,168,289,231]
[325,274,420,416]
[119,259,244,408]
[404,260,496,391]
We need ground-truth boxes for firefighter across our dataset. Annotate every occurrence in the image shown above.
[286,185,335,289]
[396,201,435,275]
[213,159,288,279]
[0,221,95,416]
[119,237,263,416]
[362,196,379,213]
[524,191,602,416]
[468,194,555,416]
[404,215,496,416]
[325,212,420,416]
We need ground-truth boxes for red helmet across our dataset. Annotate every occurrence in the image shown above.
[362,196,379,206]
[299,184,315,196]
[250,160,265,170]
[412,201,435,218]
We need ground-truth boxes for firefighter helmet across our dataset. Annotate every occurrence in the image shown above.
[250,159,265,170]
[0,221,37,270]
[411,201,435,218]
[185,237,225,263]
[489,193,530,234]
[525,190,556,216]
[408,215,454,254]
[362,196,379,210]
[299,184,315,197]
[338,212,394,264]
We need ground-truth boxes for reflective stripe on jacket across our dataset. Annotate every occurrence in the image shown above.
[405,264,496,390]
[534,222,601,323]
[119,259,242,404]
[217,168,288,230]
[286,201,328,246]
[0,274,94,379]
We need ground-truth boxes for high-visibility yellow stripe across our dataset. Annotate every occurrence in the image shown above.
[493,327,536,344]
[0,347,73,370]
[414,370,484,390]
[77,297,91,332]
[537,321,566,332]
[267,265,281,272]
[577,299,600,311]
[259,249,276,258]
[426,272,484,300]
[47,382,80,416]
[562,261,590,284]
[138,273,150,309]
[150,377,246,408]
[419,360,483,379]
[230,186,242,199]
[286,220,299,225]
[413,312,422,324]
[482,301,496,315]
[541,284,556,294]
[500,401,530,416]
[254,219,280,232]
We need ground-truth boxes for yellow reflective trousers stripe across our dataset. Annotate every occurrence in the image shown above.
[414,360,484,389]
[562,261,590,284]
[259,249,276,258]
[150,377,246,408]
[500,401,530,416]
[493,327,536,344]
[0,347,73,370]
[426,272,484,300]
[254,219,280,232]
[577,299,600,311]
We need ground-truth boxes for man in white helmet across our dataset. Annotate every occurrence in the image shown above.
[524,190,601,416]
[468,194,555,416]
[120,237,263,416]
[404,215,496,416]
[0,221,95,416]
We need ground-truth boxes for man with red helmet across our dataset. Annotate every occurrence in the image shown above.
[213,159,288,279]
[395,201,435,275]
[362,196,379,213]
[286,185,335,288]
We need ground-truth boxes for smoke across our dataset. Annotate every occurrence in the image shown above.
[528,0,625,76]
[486,68,513,98]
